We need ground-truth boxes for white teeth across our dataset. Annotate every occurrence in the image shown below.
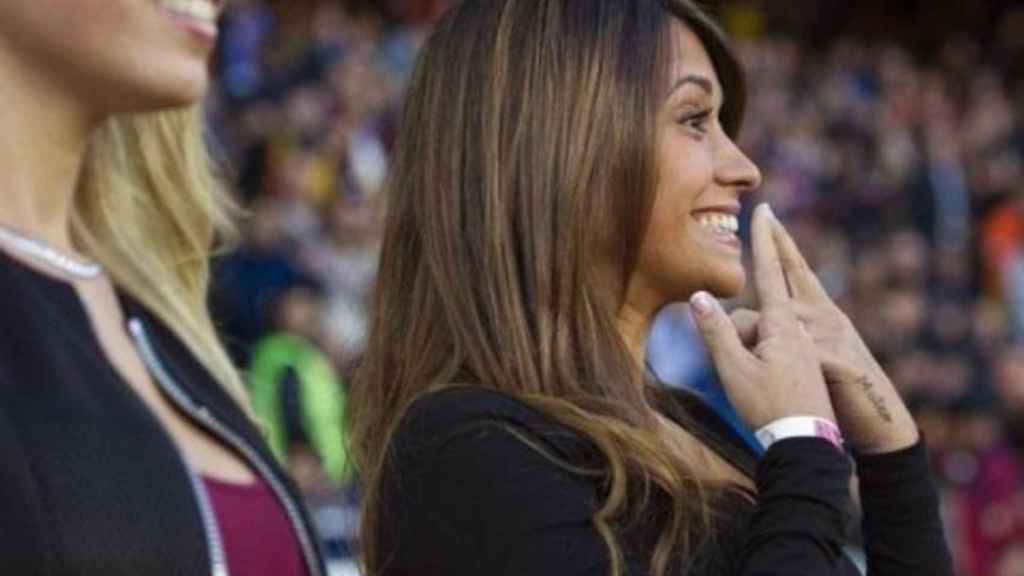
[696,213,739,234]
[160,0,217,23]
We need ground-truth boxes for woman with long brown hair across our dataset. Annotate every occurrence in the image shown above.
[349,0,952,574]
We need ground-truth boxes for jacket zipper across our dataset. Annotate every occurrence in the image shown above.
[121,317,231,576]
[128,318,323,576]
[185,462,232,576]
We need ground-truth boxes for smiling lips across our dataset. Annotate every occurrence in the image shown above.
[696,213,738,235]
[694,211,742,250]
[159,0,219,38]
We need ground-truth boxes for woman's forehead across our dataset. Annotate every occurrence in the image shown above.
[666,22,722,95]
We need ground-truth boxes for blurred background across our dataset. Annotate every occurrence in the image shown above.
[205,1,1024,574]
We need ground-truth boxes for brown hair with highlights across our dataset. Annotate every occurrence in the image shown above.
[350,1,748,574]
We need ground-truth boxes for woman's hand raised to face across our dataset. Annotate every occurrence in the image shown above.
[689,204,837,431]
[728,214,920,455]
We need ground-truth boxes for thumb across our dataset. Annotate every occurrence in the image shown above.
[690,292,754,378]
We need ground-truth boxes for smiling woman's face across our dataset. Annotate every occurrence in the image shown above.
[0,0,223,116]
[625,22,761,313]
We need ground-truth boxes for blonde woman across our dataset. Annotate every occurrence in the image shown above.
[0,1,324,575]
[351,0,952,575]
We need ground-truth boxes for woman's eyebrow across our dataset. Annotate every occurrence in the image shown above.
[667,74,714,98]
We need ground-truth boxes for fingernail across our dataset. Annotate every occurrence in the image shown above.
[764,203,776,221]
[690,291,714,317]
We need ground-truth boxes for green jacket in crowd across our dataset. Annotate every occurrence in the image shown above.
[249,333,349,485]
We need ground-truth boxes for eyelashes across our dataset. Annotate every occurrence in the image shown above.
[678,108,714,137]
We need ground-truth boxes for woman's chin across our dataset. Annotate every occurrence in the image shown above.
[698,268,747,300]
[656,263,748,305]
[97,66,210,115]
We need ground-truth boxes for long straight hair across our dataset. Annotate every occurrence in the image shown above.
[351,1,747,574]
[73,107,248,407]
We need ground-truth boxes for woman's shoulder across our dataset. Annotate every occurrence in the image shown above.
[390,385,596,466]
[377,387,611,575]
[403,385,553,430]
[396,385,568,440]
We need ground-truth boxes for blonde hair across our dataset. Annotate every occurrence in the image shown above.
[72,106,248,406]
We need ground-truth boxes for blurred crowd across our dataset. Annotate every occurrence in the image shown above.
[205,1,1024,574]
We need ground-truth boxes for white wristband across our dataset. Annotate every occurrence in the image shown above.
[755,416,844,451]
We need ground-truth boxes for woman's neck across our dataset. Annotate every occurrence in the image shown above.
[617,302,653,374]
[0,50,95,254]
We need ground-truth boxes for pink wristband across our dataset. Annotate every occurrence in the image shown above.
[755,416,844,451]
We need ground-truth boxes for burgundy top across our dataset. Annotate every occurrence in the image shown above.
[202,476,307,576]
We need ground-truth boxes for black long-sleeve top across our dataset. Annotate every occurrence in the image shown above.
[375,386,953,575]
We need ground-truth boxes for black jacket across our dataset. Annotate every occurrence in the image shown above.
[0,253,327,576]
[376,386,954,575]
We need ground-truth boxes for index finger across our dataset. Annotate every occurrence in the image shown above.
[751,204,790,311]
[771,217,831,304]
